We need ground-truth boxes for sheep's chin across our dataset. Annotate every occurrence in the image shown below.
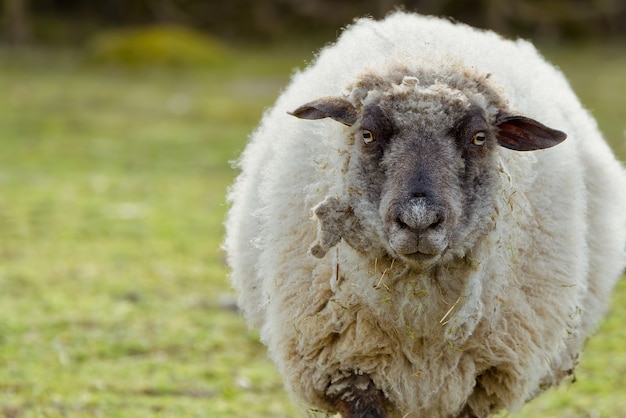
[395,251,444,271]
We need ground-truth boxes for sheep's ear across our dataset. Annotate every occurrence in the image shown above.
[496,114,567,151]
[289,97,357,126]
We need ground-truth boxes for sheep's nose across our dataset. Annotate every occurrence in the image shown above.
[387,198,448,257]
[395,198,445,234]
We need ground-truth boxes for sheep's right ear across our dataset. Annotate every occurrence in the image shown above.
[288,97,357,126]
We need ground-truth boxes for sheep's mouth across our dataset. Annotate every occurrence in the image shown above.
[386,223,449,269]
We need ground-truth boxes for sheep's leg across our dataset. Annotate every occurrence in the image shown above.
[327,374,388,418]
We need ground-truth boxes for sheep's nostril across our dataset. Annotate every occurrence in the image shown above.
[396,218,409,230]
[431,212,445,228]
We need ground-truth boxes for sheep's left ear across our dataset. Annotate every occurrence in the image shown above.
[289,97,357,126]
[496,114,567,151]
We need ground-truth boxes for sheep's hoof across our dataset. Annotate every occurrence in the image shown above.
[327,374,388,418]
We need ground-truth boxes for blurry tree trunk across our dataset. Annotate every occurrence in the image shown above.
[3,0,31,44]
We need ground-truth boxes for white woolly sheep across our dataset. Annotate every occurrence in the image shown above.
[224,11,626,418]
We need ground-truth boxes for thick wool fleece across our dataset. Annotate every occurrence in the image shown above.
[224,12,626,418]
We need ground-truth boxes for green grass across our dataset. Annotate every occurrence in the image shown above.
[0,42,624,417]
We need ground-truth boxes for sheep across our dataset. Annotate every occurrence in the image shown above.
[224,11,626,418]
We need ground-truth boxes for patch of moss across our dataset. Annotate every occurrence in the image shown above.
[87,25,231,68]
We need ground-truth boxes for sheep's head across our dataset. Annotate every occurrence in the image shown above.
[290,69,566,270]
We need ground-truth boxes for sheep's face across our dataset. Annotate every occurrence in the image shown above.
[356,84,494,268]
[291,73,566,270]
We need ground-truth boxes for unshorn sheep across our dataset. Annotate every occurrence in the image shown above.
[224,11,626,418]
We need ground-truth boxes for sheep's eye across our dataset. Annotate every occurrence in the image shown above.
[362,130,375,144]
[472,131,487,147]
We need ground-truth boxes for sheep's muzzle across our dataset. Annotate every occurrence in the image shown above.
[385,197,449,266]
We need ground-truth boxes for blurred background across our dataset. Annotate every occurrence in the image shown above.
[0,1,625,417]
[3,0,626,44]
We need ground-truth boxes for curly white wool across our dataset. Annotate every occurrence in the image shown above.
[224,11,626,418]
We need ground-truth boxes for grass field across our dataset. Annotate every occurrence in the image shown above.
[0,41,624,417]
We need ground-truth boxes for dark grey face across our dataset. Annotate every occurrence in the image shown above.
[290,76,566,270]
[348,98,500,268]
